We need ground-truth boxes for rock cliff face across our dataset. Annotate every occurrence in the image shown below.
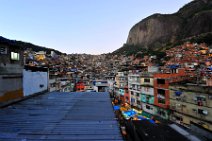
[126,0,212,49]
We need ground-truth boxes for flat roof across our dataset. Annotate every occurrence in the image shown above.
[130,120,189,141]
[0,92,123,141]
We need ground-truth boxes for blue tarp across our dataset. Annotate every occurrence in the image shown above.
[207,67,212,71]
[168,65,179,69]
[113,105,120,110]
[175,91,182,96]
[123,110,136,117]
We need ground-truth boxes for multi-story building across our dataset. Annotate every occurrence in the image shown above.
[169,83,212,131]
[105,74,115,92]
[0,44,24,104]
[114,71,128,102]
[153,68,189,119]
[93,80,109,92]
[128,70,141,108]
[140,72,157,116]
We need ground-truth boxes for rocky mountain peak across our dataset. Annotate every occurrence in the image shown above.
[120,0,212,53]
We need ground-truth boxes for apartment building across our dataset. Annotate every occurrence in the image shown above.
[153,68,189,119]
[169,83,212,131]
[114,71,128,102]
[140,72,157,116]
[128,70,141,108]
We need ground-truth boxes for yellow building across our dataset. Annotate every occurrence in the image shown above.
[140,72,154,86]
[35,51,46,61]
[169,83,212,131]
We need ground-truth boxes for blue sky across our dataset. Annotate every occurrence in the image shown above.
[0,0,192,55]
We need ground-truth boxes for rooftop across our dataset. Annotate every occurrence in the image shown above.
[129,120,190,141]
[0,92,123,141]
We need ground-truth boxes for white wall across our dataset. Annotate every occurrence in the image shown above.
[148,66,159,72]
[93,86,98,92]
[141,87,154,95]
[23,69,48,96]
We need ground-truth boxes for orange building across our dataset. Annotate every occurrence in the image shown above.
[154,68,188,109]
[76,82,85,91]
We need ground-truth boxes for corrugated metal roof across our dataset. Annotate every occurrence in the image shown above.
[0,92,123,141]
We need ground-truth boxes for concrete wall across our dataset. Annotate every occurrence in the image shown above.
[23,69,48,96]
[0,45,24,103]
[0,64,23,74]
[169,85,212,131]
[156,107,169,120]
[0,75,23,103]
[141,87,154,95]
[0,75,22,96]
[49,78,56,92]
[140,77,154,86]
[142,103,157,115]
[170,99,212,122]
[170,87,212,108]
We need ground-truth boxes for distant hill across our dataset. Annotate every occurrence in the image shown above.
[113,0,212,55]
[0,36,62,55]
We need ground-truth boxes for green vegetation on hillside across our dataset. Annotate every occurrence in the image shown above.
[113,44,166,59]
[0,36,62,55]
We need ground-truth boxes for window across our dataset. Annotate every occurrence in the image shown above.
[136,93,140,97]
[137,100,141,105]
[146,105,151,110]
[158,110,166,116]
[131,98,135,103]
[145,87,149,92]
[11,52,20,60]
[158,98,165,104]
[0,47,7,54]
[198,109,208,115]
[144,78,150,83]
[192,109,197,112]
[157,79,165,84]
[196,96,206,101]
[158,89,165,94]
[175,116,183,121]
[157,90,165,104]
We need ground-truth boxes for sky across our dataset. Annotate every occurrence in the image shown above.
[0,0,192,55]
